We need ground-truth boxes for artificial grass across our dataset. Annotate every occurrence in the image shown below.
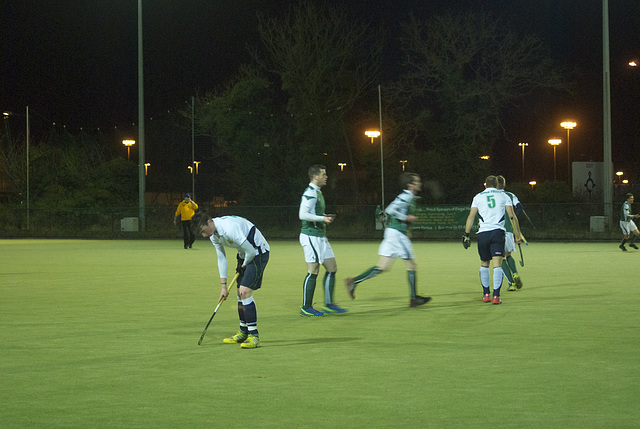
[1,239,638,428]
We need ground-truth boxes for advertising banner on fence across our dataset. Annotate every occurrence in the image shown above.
[412,206,469,231]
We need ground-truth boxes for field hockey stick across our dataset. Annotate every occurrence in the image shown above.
[518,243,525,267]
[520,232,528,245]
[522,209,536,229]
[197,272,240,346]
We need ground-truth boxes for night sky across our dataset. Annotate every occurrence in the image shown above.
[2,0,639,182]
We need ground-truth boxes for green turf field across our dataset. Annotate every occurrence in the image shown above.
[1,239,638,428]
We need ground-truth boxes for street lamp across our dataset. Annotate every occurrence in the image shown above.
[122,139,135,161]
[365,130,383,208]
[144,163,150,176]
[338,162,347,171]
[399,160,407,171]
[479,155,490,160]
[188,166,193,174]
[193,161,201,174]
[616,171,623,183]
[560,121,577,186]
[529,180,537,190]
[548,139,562,180]
[518,142,528,182]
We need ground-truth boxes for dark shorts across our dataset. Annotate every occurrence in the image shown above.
[476,229,505,262]
[236,252,269,290]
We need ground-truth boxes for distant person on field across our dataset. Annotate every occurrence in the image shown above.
[298,164,347,317]
[345,172,431,308]
[191,212,270,349]
[619,193,640,251]
[462,175,521,305]
[496,175,524,291]
[174,193,198,249]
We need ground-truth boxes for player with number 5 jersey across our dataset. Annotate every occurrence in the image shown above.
[463,175,521,305]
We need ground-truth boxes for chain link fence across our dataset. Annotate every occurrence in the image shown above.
[0,202,621,240]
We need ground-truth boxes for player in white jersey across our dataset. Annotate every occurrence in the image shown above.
[344,172,431,308]
[298,164,346,317]
[191,212,270,349]
[462,175,521,304]
[619,193,640,251]
[496,176,523,291]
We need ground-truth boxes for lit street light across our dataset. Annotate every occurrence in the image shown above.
[548,139,562,180]
[122,139,135,161]
[399,160,407,171]
[518,142,528,182]
[144,163,150,176]
[365,130,383,208]
[616,171,623,183]
[529,180,537,190]
[338,162,347,171]
[193,160,201,174]
[560,121,577,186]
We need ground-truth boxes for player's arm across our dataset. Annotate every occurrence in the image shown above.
[464,207,478,235]
[506,205,522,243]
[299,193,330,223]
[385,195,411,222]
[462,207,477,249]
[213,243,230,299]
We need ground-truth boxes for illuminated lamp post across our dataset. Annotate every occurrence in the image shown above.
[548,139,562,180]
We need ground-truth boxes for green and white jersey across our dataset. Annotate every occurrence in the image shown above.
[385,190,417,235]
[502,191,520,233]
[299,183,327,237]
[621,201,632,222]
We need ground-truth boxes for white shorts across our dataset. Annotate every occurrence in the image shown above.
[378,227,415,260]
[299,234,335,264]
[504,232,515,253]
[620,220,638,235]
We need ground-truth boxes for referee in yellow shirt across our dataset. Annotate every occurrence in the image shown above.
[174,193,199,249]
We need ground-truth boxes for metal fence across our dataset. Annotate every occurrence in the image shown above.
[0,203,621,241]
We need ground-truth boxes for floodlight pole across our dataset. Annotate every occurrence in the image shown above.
[138,0,146,231]
[378,84,384,209]
[603,0,613,226]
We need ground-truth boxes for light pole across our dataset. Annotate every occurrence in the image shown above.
[529,180,537,190]
[548,139,562,180]
[518,142,528,182]
[338,162,347,171]
[400,160,407,171]
[122,139,135,161]
[616,171,623,183]
[144,163,150,176]
[365,130,383,207]
[560,121,576,187]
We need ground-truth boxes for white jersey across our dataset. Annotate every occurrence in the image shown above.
[471,187,513,233]
[208,216,270,278]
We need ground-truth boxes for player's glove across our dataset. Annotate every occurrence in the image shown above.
[236,265,246,278]
[462,232,471,249]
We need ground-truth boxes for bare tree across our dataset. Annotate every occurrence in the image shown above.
[255,2,384,199]
[387,12,570,197]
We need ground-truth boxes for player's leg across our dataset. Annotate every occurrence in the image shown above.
[620,221,630,251]
[223,287,249,344]
[321,256,347,314]
[491,256,505,304]
[488,230,506,304]
[506,254,522,289]
[628,222,639,249]
[299,234,324,316]
[476,232,492,301]
[344,233,396,299]
[238,253,268,348]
